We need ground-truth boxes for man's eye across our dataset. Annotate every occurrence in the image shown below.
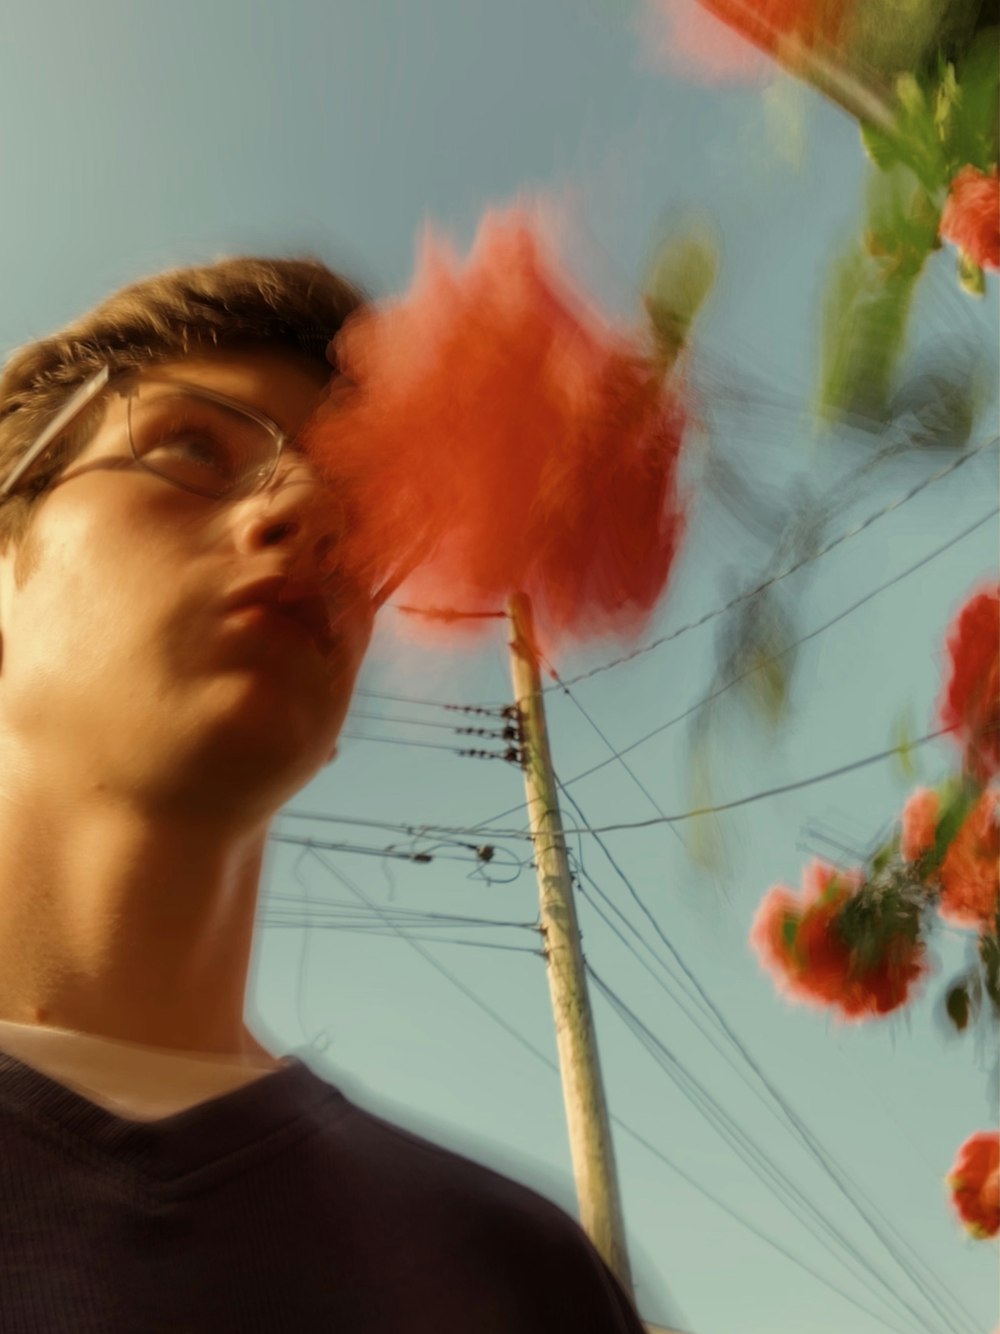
[145,433,238,480]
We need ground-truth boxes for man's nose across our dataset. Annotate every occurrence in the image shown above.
[263,446,324,497]
[249,449,344,557]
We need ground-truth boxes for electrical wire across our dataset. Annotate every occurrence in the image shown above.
[528,536,984,1327]
[550,434,998,691]
[354,686,506,714]
[260,920,540,954]
[283,727,949,844]
[551,728,950,833]
[304,851,927,1334]
[469,505,996,831]
[350,710,503,733]
[340,731,481,754]
[586,964,963,1334]
[559,783,979,1334]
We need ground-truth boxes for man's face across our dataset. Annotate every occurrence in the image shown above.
[0,347,373,822]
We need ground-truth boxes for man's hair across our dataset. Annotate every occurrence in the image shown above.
[0,255,366,549]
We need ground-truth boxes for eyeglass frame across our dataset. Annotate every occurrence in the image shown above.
[0,363,324,503]
[0,363,413,609]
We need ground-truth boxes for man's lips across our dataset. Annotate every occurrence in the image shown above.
[224,577,334,656]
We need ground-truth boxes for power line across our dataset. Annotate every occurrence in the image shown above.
[341,731,478,755]
[350,710,505,734]
[268,829,529,887]
[303,850,926,1334]
[552,728,950,834]
[284,727,949,844]
[587,964,963,1334]
[265,893,536,931]
[305,849,557,1070]
[470,506,996,830]
[559,782,978,1334]
[551,434,997,691]
[354,686,506,714]
[469,728,950,839]
[260,920,541,954]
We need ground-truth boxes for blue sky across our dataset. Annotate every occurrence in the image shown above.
[1,3,997,1331]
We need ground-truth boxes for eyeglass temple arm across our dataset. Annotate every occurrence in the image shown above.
[0,366,112,499]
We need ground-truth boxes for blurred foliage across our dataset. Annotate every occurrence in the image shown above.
[821,20,998,421]
[646,8,997,880]
[848,0,983,83]
[686,712,729,875]
[643,221,719,372]
[818,163,940,426]
[890,707,920,783]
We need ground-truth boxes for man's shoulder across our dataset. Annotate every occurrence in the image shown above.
[322,1077,571,1228]
[292,1068,647,1329]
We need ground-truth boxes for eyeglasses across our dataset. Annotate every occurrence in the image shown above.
[0,363,410,609]
[0,365,310,502]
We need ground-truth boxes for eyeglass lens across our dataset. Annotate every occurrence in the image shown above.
[127,385,279,499]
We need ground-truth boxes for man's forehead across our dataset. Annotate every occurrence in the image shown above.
[132,349,332,436]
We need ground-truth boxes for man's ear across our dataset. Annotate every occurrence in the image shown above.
[325,742,339,766]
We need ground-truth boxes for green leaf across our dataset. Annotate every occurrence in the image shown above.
[643,221,718,370]
[891,707,920,781]
[860,122,902,172]
[945,980,971,1030]
[895,73,926,118]
[818,165,940,426]
[943,27,1000,173]
[958,251,987,296]
[871,839,898,876]
[933,777,979,864]
[980,930,1000,1010]
[935,63,960,140]
[781,913,799,952]
[686,725,727,874]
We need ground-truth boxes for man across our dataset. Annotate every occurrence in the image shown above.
[0,256,648,1332]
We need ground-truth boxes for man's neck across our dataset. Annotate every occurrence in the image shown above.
[0,782,272,1057]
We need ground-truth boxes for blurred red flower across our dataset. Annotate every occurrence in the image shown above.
[947,1132,1000,1239]
[699,0,851,53]
[751,860,927,1021]
[640,0,853,85]
[939,787,999,930]
[307,209,687,653]
[937,584,1000,785]
[939,167,1000,273]
[900,787,940,863]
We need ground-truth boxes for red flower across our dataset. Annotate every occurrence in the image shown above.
[937,585,1000,786]
[940,167,1000,273]
[939,787,999,930]
[947,1132,1000,1239]
[900,787,940,864]
[701,0,852,52]
[306,208,687,653]
[751,860,926,1022]
[639,0,855,85]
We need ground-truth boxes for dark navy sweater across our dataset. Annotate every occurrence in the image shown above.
[0,1049,647,1332]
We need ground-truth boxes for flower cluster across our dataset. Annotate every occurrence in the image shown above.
[751,582,1000,1028]
[937,583,1000,786]
[751,581,1000,1241]
[751,860,927,1022]
[641,0,855,86]
[305,207,688,654]
[900,782,999,932]
[948,1132,1000,1240]
[939,787,1000,930]
[939,167,1000,274]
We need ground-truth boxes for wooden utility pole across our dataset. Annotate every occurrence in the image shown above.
[507,590,634,1296]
